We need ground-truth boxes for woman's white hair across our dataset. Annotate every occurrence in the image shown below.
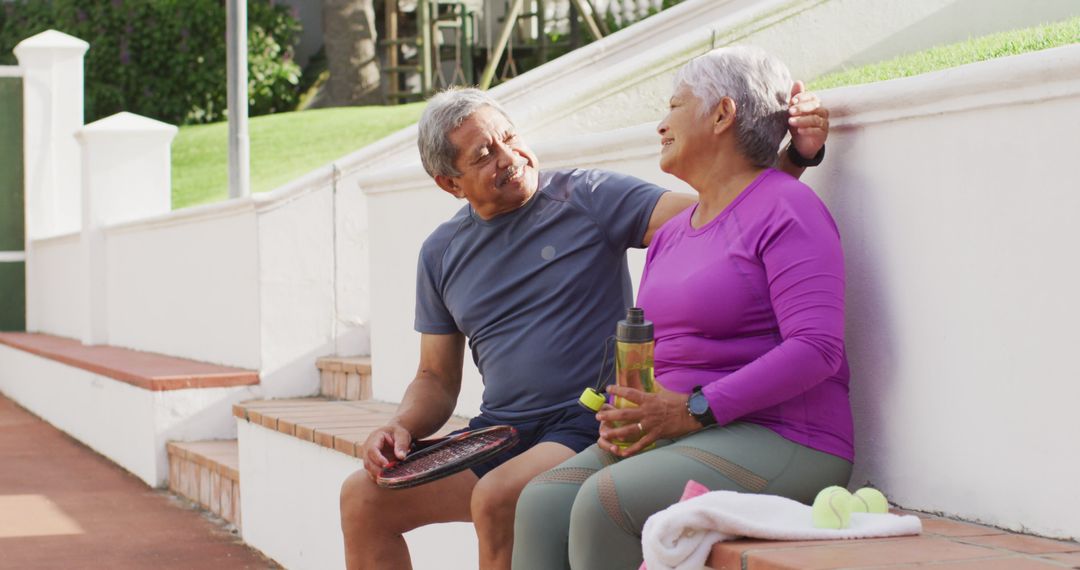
[418,87,514,178]
[675,46,792,167]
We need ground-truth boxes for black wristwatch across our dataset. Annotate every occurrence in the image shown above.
[687,386,717,427]
[786,142,825,168]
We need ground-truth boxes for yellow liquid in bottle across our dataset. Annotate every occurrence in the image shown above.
[612,340,656,449]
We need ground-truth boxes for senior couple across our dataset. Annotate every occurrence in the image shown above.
[341,46,853,570]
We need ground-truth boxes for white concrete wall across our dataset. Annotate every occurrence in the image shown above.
[104,205,262,369]
[238,420,478,570]
[0,344,258,486]
[362,45,1080,540]
[808,45,1080,541]
[256,175,336,397]
[27,233,84,340]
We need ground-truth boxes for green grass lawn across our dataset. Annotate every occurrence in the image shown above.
[809,16,1080,91]
[171,103,425,209]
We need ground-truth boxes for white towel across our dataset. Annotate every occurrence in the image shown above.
[641,490,923,570]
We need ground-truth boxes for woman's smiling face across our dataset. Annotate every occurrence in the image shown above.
[657,83,719,181]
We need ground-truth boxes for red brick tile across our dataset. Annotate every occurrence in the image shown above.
[318,358,344,372]
[259,414,278,430]
[745,537,996,569]
[1039,551,1080,566]
[233,480,242,529]
[921,517,1007,538]
[246,409,266,425]
[295,424,316,441]
[956,533,1080,555]
[198,465,212,508]
[916,556,1072,569]
[333,371,346,398]
[359,375,373,400]
[0,332,259,391]
[320,369,334,396]
[220,478,234,524]
[209,470,222,515]
[333,437,360,456]
[346,373,361,400]
[709,540,866,569]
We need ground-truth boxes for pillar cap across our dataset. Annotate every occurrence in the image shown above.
[76,112,178,143]
[13,30,89,61]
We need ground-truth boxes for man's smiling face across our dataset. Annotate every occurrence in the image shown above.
[436,106,540,220]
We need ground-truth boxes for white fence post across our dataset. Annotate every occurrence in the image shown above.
[13,30,88,240]
[74,112,177,345]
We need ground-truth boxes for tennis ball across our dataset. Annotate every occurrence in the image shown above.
[850,487,889,514]
[812,486,852,529]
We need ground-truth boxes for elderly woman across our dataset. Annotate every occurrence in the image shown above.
[512,46,853,570]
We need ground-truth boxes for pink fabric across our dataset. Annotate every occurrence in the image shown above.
[640,480,711,570]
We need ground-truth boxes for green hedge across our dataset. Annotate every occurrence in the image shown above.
[0,0,301,125]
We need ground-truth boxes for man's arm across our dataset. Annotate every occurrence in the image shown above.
[362,332,466,478]
[643,192,696,246]
[777,80,830,179]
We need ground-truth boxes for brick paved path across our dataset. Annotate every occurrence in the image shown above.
[0,394,279,569]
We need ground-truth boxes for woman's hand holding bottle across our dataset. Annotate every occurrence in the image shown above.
[597,386,705,458]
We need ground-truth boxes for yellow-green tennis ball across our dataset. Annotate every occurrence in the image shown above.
[850,487,889,514]
[812,486,852,529]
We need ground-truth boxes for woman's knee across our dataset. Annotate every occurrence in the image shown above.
[512,473,592,570]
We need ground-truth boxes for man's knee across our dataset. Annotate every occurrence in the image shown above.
[470,470,521,522]
[340,470,382,526]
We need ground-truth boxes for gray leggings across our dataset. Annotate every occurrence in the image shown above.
[512,422,852,570]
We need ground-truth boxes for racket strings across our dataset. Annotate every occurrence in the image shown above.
[381,430,513,477]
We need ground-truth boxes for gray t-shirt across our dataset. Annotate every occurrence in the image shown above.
[415,168,667,420]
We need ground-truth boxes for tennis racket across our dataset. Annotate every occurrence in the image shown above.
[376,425,519,489]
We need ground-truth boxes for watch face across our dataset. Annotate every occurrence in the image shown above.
[689,392,709,415]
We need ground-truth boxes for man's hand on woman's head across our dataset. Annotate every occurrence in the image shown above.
[596,386,704,458]
[787,80,829,160]
[361,422,413,480]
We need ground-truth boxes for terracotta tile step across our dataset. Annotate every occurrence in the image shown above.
[316,356,372,401]
[706,511,1080,569]
[0,332,258,391]
[166,439,241,529]
[234,398,468,459]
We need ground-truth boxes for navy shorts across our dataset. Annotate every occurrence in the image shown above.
[454,404,600,480]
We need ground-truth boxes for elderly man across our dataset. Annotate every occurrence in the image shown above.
[340,86,829,570]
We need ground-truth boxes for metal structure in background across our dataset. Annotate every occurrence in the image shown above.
[0,67,25,331]
[227,0,250,200]
[382,0,617,100]
[383,0,481,102]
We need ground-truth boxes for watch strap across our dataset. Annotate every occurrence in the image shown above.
[688,386,717,427]
[786,142,825,168]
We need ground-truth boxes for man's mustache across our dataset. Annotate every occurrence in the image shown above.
[497,164,526,187]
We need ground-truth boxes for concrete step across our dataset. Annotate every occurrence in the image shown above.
[166,440,242,529]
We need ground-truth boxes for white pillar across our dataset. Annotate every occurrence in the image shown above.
[74,112,178,345]
[13,30,89,240]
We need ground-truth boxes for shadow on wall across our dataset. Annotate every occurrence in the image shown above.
[807,136,900,491]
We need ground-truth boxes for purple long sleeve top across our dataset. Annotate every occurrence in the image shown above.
[637,169,853,461]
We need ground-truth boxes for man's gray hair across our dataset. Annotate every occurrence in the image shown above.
[418,87,514,178]
[675,46,792,167]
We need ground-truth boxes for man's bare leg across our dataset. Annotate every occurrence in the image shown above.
[340,467,478,570]
[471,442,577,570]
